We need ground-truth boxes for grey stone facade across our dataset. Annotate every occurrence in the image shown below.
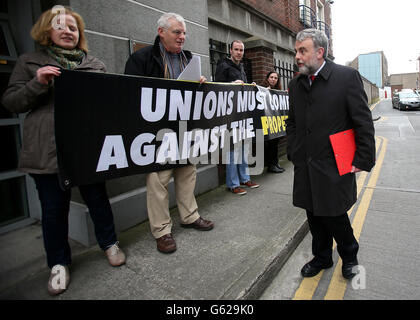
[70,0,211,76]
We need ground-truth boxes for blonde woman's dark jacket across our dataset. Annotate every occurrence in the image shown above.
[1,49,106,174]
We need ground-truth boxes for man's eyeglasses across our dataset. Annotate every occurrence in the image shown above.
[170,29,187,37]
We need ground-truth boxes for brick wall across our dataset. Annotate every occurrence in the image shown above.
[240,0,287,27]
[239,0,302,33]
[287,0,303,33]
[245,46,275,86]
[235,0,334,83]
[239,0,331,35]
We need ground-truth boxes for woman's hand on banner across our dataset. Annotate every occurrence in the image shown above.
[36,66,61,85]
[199,76,207,84]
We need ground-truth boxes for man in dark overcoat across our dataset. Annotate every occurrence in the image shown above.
[286,28,376,279]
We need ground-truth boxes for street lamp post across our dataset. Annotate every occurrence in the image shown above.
[417,56,420,90]
[409,57,420,90]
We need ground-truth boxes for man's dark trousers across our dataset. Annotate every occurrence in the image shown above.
[306,210,359,267]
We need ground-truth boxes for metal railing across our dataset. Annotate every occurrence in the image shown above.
[299,5,331,40]
[317,20,331,39]
[274,59,296,91]
[299,5,317,29]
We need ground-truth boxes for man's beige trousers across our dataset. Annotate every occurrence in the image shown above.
[146,165,200,238]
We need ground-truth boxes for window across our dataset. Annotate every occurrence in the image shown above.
[0,21,17,62]
[0,125,20,171]
[317,1,325,22]
[130,40,149,54]
[0,176,29,227]
[299,0,315,28]
[209,39,228,82]
[0,74,29,226]
[0,3,30,228]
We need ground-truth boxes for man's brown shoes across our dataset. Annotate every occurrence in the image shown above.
[156,218,214,253]
[181,217,214,231]
[156,233,177,253]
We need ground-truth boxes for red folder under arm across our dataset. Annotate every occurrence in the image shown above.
[329,129,356,176]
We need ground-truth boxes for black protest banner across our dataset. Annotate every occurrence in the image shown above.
[54,70,289,189]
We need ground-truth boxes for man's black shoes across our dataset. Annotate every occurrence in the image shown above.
[342,261,359,279]
[300,261,333,277]
[301,260,359,279]
[268,164,285,173]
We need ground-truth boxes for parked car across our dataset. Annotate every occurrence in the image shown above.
[400,89,415,93]
[392,91,420,110]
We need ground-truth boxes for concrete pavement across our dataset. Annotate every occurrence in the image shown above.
[0,157,308,300]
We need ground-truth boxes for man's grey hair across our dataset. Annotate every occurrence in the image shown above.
[157,12,186,29]
[296,28,329,59]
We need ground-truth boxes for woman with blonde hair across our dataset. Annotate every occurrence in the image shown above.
[2,6,126,296]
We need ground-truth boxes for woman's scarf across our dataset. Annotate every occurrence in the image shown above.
[46,45,85,70]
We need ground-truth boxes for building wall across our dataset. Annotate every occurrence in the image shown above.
[389,72,419,94]
[240,0,300,33]
[70,0,211,77]
[358,53,382,88]
[3,0,333,244]
[349,56,358,70]
[349,57,381,104]
[350,51,388,89]
[361,76,379,105]
[382,52,389,86]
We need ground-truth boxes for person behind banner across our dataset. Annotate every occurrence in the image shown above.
[124,12,214,254]
[286,28,375,280]
[264,71,286,174]
[1,6,126,296]
[214,40,260,196]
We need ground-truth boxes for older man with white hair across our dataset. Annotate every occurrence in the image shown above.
[125,13,213,254]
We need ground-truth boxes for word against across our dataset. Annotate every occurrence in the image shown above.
[351,265,366,290]
[51,265,67,290]
[96,119,255,171]
[166,304,254,317]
